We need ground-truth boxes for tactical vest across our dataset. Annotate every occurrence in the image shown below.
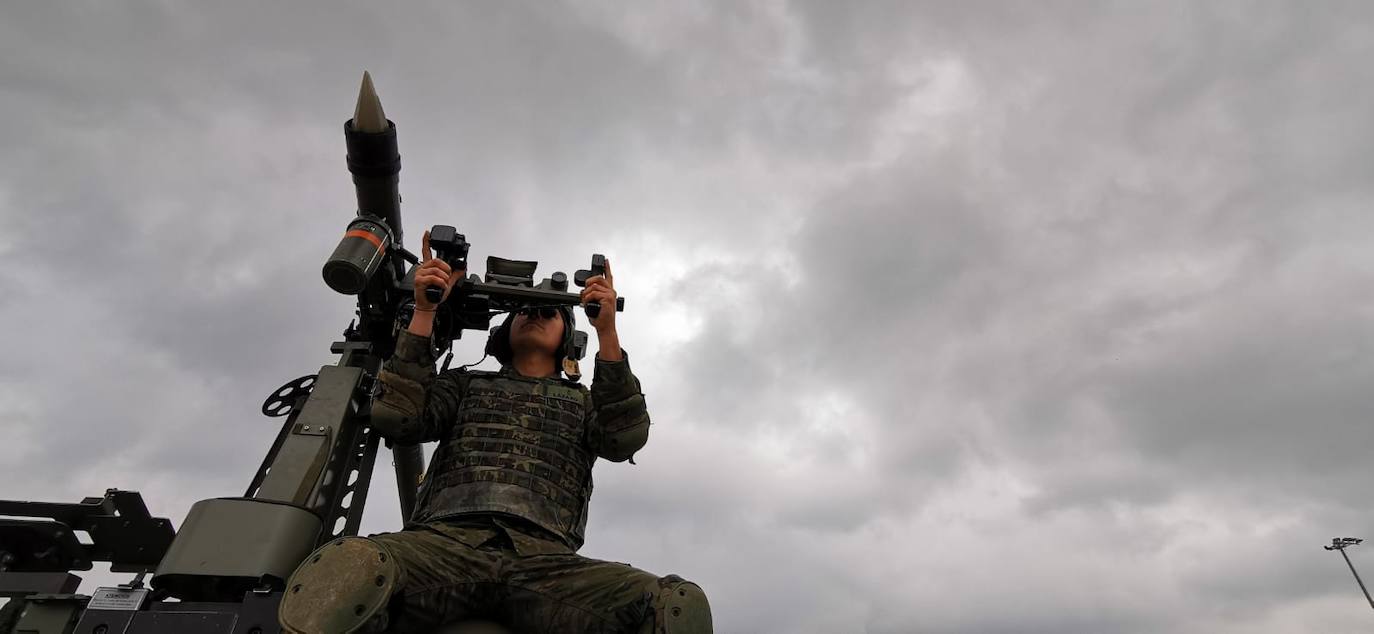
[412,370,596,550]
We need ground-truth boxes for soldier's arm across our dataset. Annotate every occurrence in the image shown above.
[586,349,650,463]
[371,329,464,444]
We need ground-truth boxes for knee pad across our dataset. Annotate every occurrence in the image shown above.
[652,575,713,633]
[278,536,400,634]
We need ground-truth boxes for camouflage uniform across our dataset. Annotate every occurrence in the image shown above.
[279,329,711,633]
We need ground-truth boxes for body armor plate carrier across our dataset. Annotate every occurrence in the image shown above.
[412,371,596,549]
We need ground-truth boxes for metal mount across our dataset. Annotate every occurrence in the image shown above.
[261,375,318,418]
[0,490,175,574]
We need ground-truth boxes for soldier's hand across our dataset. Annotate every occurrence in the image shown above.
[579,257,617,333]
[414,229,465,311]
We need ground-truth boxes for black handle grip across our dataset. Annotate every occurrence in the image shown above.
[425,285,443,304]
[583,297,625,319]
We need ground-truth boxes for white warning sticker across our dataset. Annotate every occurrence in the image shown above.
[88,587,149,611]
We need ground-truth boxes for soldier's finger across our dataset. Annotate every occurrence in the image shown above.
[418,260,450,279]
[585,277,612,295]
[416,272,448,288]
[422,230,433,261]
[604,258,613,284]
[587,289,613,306]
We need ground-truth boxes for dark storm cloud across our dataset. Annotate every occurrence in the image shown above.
[3,1,1374,632]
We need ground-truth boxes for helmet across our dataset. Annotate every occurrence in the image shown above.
[484,306,577,376]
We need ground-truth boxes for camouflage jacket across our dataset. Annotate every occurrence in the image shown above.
[371,329,650,550]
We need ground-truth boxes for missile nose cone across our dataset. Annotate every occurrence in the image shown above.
[353,70,389,133]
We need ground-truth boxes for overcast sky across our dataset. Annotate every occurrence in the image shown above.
[2,2,1374,632]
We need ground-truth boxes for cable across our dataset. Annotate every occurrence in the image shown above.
[457,352,490,372]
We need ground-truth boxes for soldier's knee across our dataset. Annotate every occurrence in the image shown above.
[650,574,712,633]
[278,536,401,634]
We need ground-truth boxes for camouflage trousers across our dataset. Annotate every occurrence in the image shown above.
[367,517,664,632]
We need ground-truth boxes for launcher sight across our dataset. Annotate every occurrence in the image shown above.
[421,241,626,347]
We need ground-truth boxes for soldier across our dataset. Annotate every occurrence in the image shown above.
[279,231,712,633]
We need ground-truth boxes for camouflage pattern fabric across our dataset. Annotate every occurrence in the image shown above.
[414,372,598,549]
[353,329,697,631]
[374,329,651,550]
[370,516,661,632]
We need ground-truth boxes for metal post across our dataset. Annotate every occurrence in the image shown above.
[1339,546,1374,611]
[392,443,425,522]
[1326,537,1374,612]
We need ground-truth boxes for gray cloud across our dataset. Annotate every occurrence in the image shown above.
[3,1,1374,632]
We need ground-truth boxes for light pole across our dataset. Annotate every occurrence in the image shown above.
[1326,537,1374,611]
